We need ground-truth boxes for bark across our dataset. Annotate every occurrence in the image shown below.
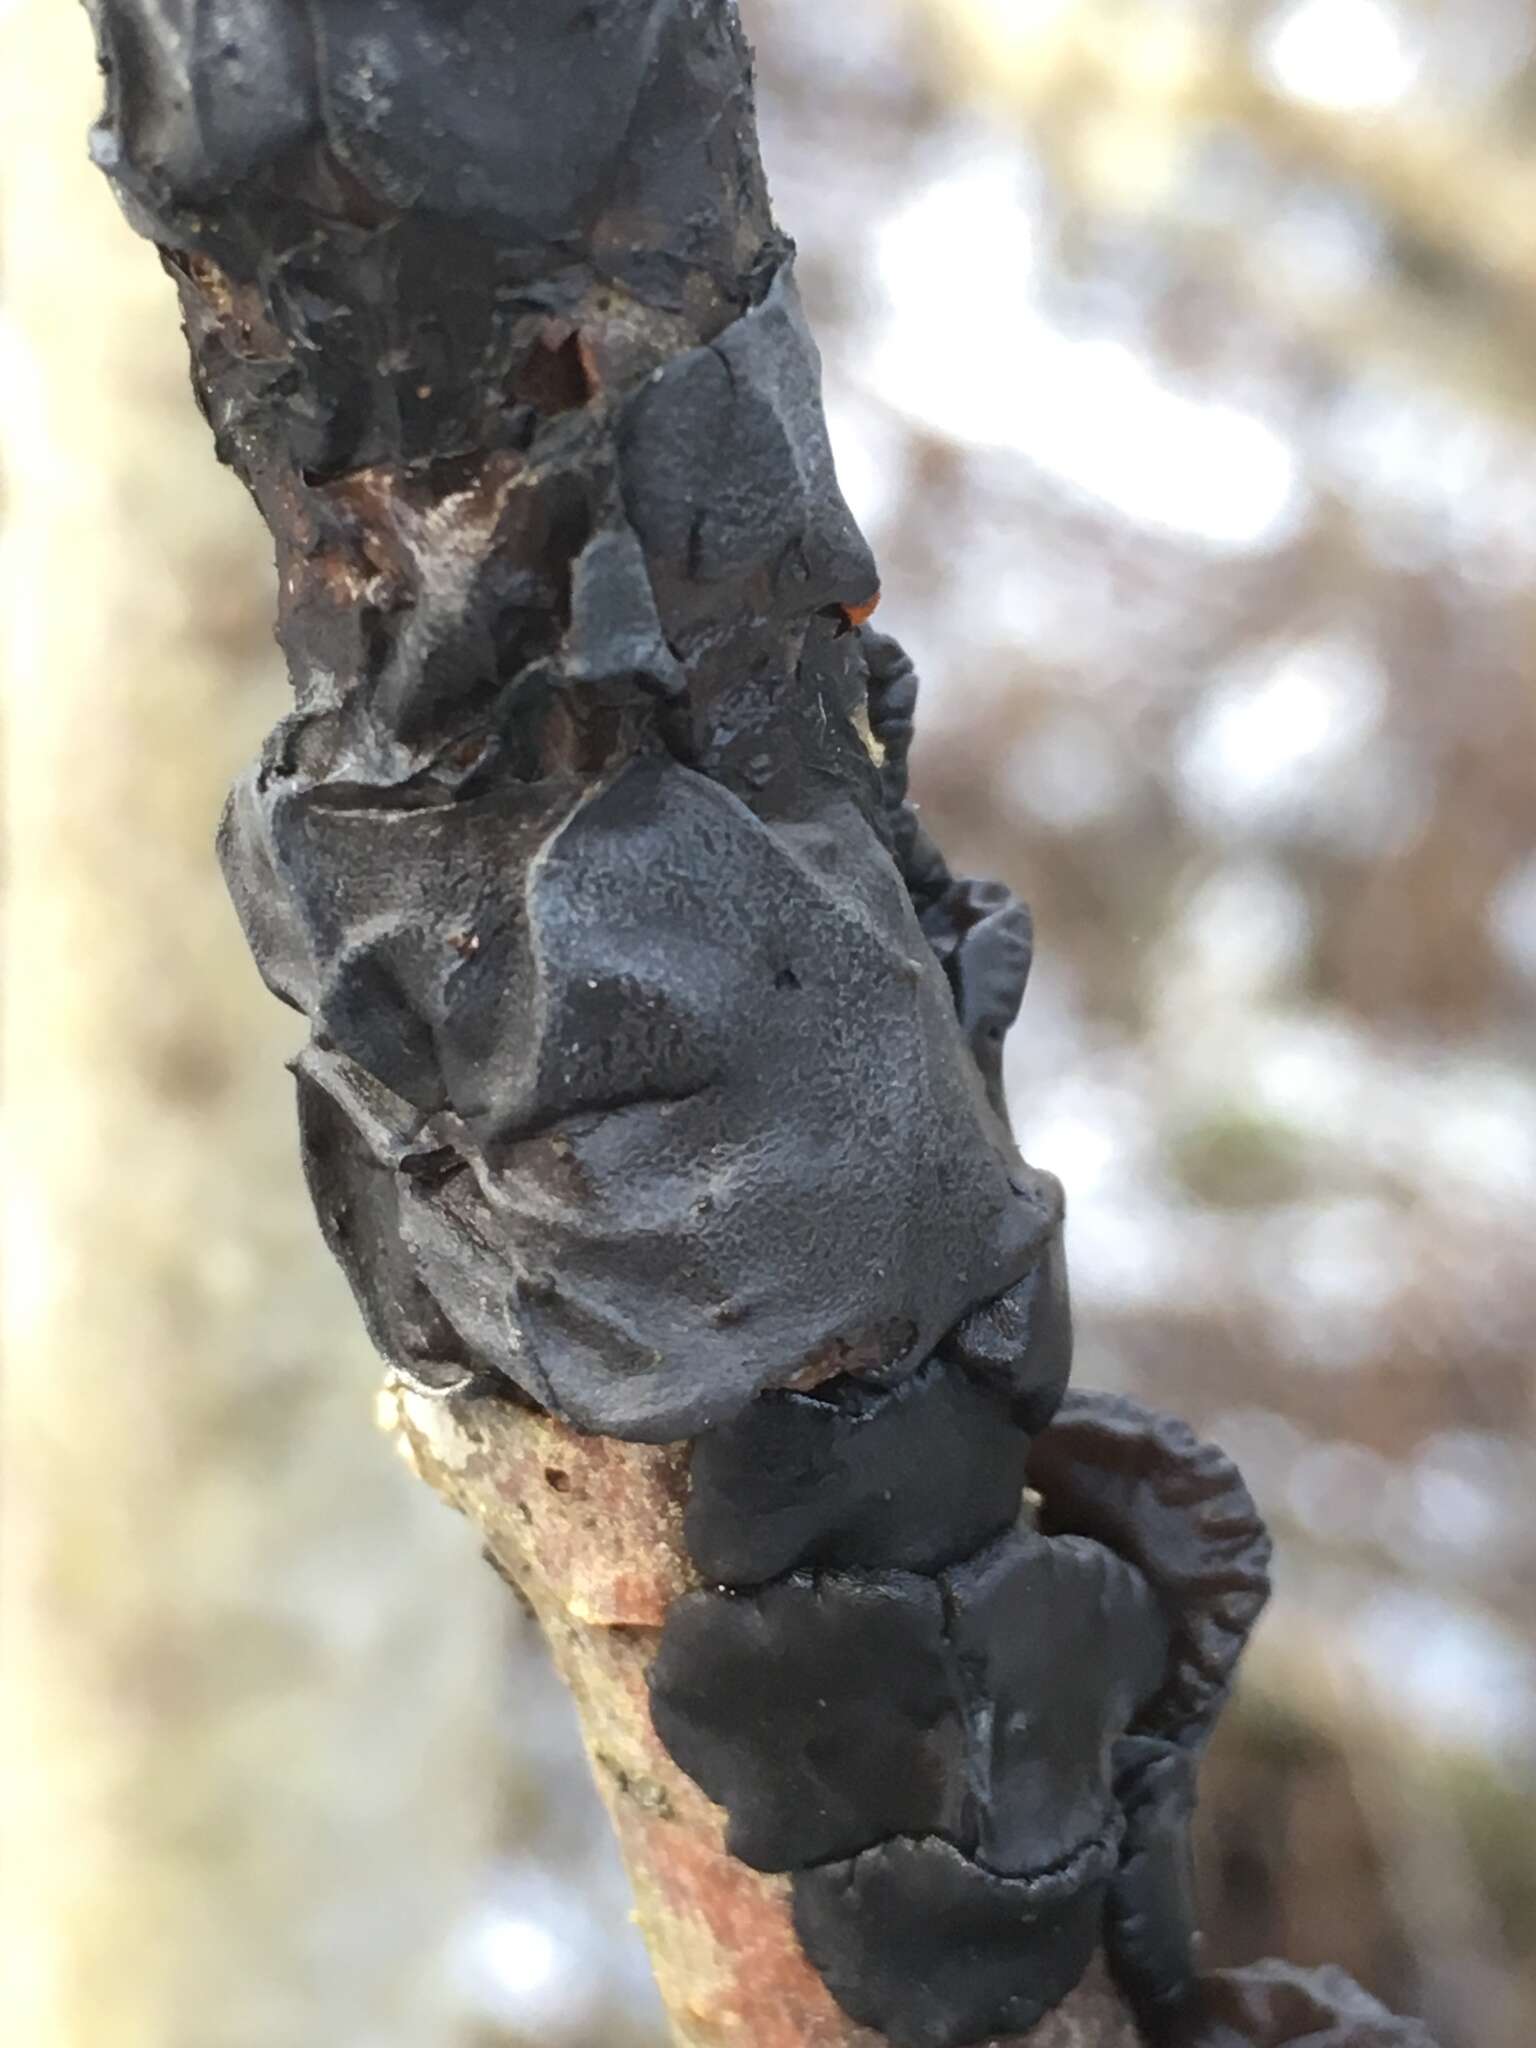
[0,10,502,2046]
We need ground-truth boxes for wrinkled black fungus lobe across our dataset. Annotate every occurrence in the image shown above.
[1029,1392,1274,1748]
[241,752,1052,1440]
[649,1525,1168,1878]
[792,1833,1114,2048]
[683,1356,1030,1585]
[1103,1735,1202,2030]
[649,1570,959,1871]
[938,1207,1074,1433]
[944,1526,1170,1875]
[619,267,878,624]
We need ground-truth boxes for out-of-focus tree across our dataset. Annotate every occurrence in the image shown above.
[0,10,503,2046]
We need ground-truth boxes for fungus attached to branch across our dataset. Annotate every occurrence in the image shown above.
[792,1831,1114,2048]
[85,5,1442,2046]
[937,1199,1074,1434]
[1028,1392,1274,1749]
[683,1356,1030,1585]
[649,1525,1169,1879]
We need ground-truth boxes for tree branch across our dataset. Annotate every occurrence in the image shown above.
[83,5,1435,2047]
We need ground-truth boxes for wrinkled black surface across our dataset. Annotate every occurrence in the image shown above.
[863,629,1036,1124]
[88,0,320,205]
[311,0,753,255]
[91,0,1053,1444]
[620,265,877,627]
[1013,1393,1273,2025]
[945,1528,1169,1875]
[934,877,1035,1117]
[91,0,781,404]
[564,523,686,698]
[649,1525,1167,1874]
[792,1832,1113,2048]
[1029,1391,1273,1748]
[295,1045,477,1393]
[938,1202,1073,1433]
[648,1568,959,1871]
[683,1356,1029,1585]
[1104,1735,1201,2029]
[238,752,1051,1439]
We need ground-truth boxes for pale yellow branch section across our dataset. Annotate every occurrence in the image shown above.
[388,1383,1145,2048]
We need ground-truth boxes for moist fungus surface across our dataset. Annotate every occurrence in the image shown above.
[683,1356,1031,1585]
[86,5,1441,2045]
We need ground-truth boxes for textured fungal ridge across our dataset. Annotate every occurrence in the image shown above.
[88,0,1067,1447]
[654,1354,1281,2048]
[85,6,1437,2045]
[657,1352,1437,2048]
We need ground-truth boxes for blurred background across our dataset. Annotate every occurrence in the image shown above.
[2,2,1532,2046]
